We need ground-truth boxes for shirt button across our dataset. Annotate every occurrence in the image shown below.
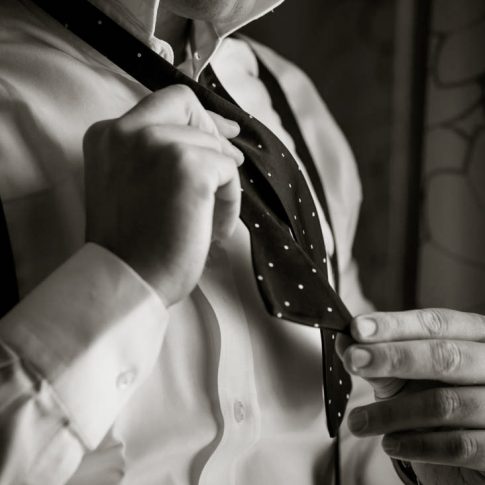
[233,400,246,423]
[116,369,137,390]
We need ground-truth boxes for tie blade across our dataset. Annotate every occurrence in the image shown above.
[276,307,350,333]
[247,214,353,333]
[253,261,352,333]
[322,329,353,437]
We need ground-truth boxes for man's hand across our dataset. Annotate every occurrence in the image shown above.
[337,309,485,485]
[83,84,244,308]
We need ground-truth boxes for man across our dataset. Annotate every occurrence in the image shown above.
[0,1,484,484]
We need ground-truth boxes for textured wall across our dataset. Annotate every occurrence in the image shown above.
[244,0,397,309]
[418,0,485,312]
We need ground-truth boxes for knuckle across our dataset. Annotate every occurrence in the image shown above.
[108,118,132,146]
[167,145,212,195]
[431,388,460,421]
[384,314,400,335]
[430,341,462,375]
[163,141,184,160]
[171,85,203,121]
[171,84,197,103]
[136,125,160,148]
[416,309,448,337]
[168,144,196,174]
[84,120,111,149]
[451,435,479,463]
[385,345,409,373]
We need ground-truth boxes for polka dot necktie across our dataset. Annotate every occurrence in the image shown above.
[199,64,353,437]
[32,0,353,438]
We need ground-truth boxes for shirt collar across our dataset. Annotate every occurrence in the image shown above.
[88,0,283,78]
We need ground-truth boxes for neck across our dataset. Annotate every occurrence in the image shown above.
[155,7,190,64]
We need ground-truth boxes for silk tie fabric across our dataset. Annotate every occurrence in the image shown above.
[199,62,353,439]
[31,0,353,438]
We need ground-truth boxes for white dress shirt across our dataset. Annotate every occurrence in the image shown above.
[0,0,401,484]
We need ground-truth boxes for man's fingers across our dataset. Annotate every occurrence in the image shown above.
[336,334,406,399]
[382,430,485,470]
[351,309,485,344]
[348,387,485,437]
[138,124,244,164]
[337,332,407,400]
[121,85,208,128]
[119,85,239,139]
[344,339,485,384]
[134,124,243,242]
[207,111,241,139]
[181,145,241,242]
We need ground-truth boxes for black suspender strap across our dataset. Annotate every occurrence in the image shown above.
[0,199,18,318]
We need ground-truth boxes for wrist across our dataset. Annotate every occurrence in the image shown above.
[121,255,175,309]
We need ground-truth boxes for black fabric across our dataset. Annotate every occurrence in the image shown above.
[199,62,352,443]
[30,0,353,438]
[254,58,341,285]
[242,60,346,482]
[0,200,18,318]
[249,58,352,438]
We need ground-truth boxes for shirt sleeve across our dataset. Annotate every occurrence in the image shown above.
[0,243,169,485]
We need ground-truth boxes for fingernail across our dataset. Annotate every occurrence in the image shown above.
[350,348,372,370]
[348,409,367,433]
[356,318,377,339]
[382,436,400,455]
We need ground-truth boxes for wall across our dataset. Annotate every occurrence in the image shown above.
[418,0,485,313]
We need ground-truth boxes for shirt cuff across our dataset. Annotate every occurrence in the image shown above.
[0,243,169,449]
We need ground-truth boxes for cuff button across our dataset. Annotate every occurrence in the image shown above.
[117,369,137,390]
